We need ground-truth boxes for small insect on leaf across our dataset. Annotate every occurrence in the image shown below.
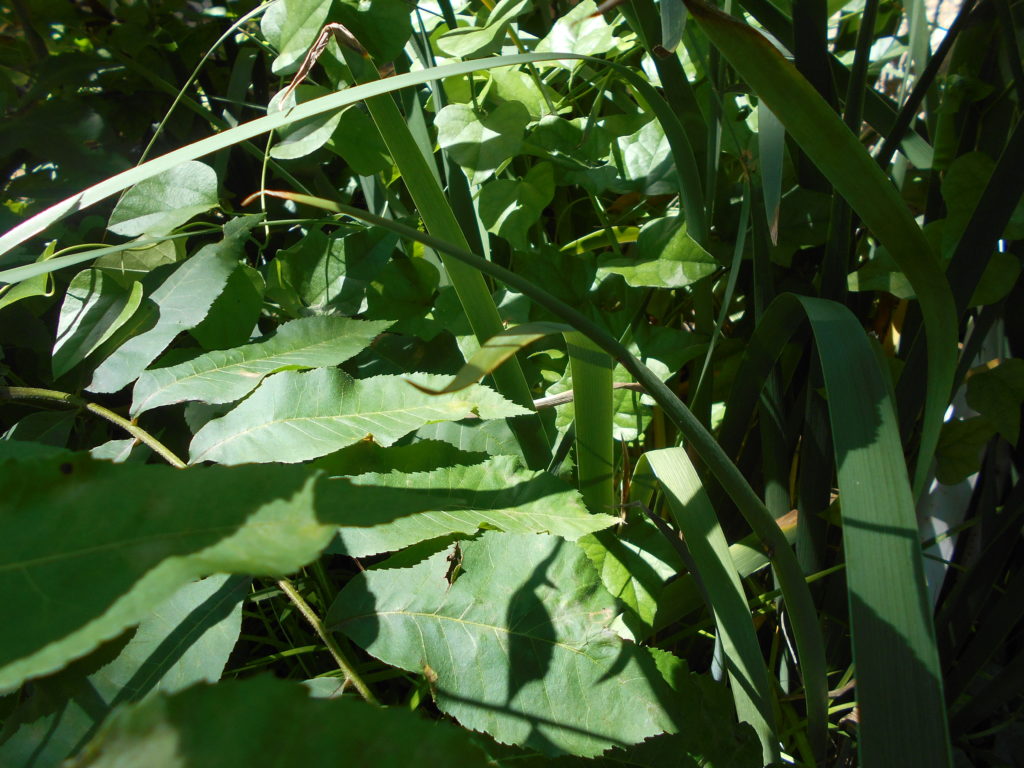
[444,542,463,588]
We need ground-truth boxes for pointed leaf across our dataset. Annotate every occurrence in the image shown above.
[329,531,683,757]
[88,218,258,394]
[435,102,531,185]
[335,456,615,557]
[132,317,391,415]
[598,218,716,288]
[189,369,529,465]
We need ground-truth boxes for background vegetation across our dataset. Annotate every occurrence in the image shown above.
[0,0,1022,765]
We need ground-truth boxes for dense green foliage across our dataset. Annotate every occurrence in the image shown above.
[1,0,1022,765]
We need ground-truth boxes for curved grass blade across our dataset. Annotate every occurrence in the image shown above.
[719,293,952,767]
[684,0,959,495]
[631,449,779,764]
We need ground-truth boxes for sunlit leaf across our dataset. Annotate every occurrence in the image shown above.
[189,370,529,465]
[132,316,391,415]
[435,102,531,185]
[107,161,219,238]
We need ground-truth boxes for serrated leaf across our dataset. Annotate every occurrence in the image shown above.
[88,217,257,394]
[189,370,529,465]
[335,456,615,557]
[0,575,246,768]
[53,270,144,378]
[107,161,219,238]
[66,678,488,767]
[436,102,531,185]
[329,531,683,757]
[132,316,391,415]
[0,451,502,693]
[598,218,716,288]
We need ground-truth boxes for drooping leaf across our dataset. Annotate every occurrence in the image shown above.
[435,101,531,185]
[330,531,689,757]
[269,85,346,160]
[132,316,391,415]
[334,456,615,557]
[188,370,529,465]
[934,416,995,485]
[67,677,488,767]
[598,218,716,289]
[88,217,259,394]
[0,450,514,693]
[107,161,219,238]
[0,575,246,768]
[53,269,144,378]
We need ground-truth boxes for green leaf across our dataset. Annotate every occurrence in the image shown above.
[94,238,184,278]
[332,0,413,62]
[269,85,345,160]
[265,226,395,317]
[0,451,507,693]
[0,575,246,768]
[188,370,529,465]
[132,316,391,415]
[189,264,265,351]
[53,270,144,378]
[435,101,531,185]
[934,416,995,485]
[966,359,1024,444]
[334,456,615,557]
[0,242,56,311]
[616,121,679,196]
[261,0,333,75]
[327,107,391,175]
[598,218,716,288]
[479,163,555,251]
[69,678,487,767]
[2,410,75,447]
[329,531,685,757]
[88,217,257,394]
[107,161,219,238]
[437,0,532,58]
[536,0,619,57]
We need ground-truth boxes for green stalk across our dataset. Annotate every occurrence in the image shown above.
[339,51,552,470]
[0,386,186,469]
[565,332,615,514]
[276,577,379,706]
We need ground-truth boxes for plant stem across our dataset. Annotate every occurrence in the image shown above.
[0,386,186,468]
[276,577,380,706]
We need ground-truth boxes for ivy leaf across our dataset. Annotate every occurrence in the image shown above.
[966,358,1024,444]
[87,217,258,394]
[598,218,717,289]
[132,316,391,415]
[437,0,532,59]
[107,161,219,238]
[536,0,619,57]
[479,163,555,250]
[53,270,144,378]
[261,0,333,75]
[334,456,616,557]
[436,102,531,185]
[66,678,488,767]
[188,370,529,465]
[330,531,685,757]
[0,575,246,768]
